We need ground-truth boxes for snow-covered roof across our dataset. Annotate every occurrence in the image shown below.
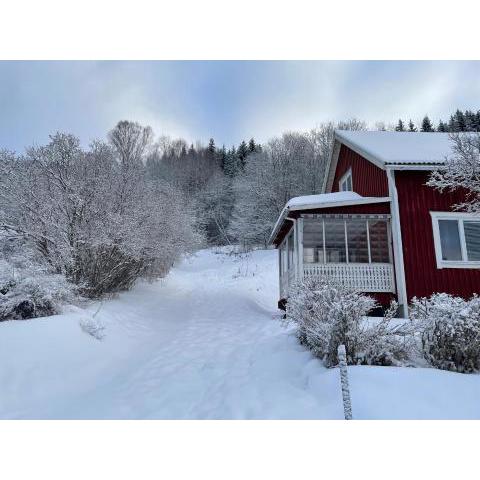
[269,192,391,245]
[335,130,454,166]
[286,191,362,209]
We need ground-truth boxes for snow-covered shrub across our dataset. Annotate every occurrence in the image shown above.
[0,235,75,321]
[0,122,202,299]
[0,260,75,321]
[286,278,413,367]
[410,293,480,373]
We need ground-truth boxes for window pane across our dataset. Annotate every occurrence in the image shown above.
[347,220,369,263]
[303,218,324,263]
[347,175,352,191]
[464,221,480,261]
[369,220,390,263]
[438,220,462,261]
[324,219,346,263]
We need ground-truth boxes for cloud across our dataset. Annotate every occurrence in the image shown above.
[0,61,479,152]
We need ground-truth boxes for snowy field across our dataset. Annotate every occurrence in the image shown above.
[1,248,479,419]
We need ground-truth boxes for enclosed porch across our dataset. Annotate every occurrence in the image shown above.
[279,214,396,299]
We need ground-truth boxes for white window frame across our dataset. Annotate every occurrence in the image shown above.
[430,211,480,269]
[338,168,353,192]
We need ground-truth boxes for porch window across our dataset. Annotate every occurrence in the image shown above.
[431,212,480,268]
[302,216,391,264]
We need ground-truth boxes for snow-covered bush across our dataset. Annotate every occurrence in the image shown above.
[285,278,413,367]
[0,260,74,321]
[410,293,480,373]
[0,235,75,321]
[0,122,203,299]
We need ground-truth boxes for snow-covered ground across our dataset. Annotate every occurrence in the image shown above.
[1,248,479,419]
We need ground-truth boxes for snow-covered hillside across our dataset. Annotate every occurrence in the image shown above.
[1,248,479,419]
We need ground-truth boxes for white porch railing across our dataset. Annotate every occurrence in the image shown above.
[303,263,395,293]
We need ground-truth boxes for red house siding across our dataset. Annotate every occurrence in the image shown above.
[395,170,480,301]
[331,145,389,197]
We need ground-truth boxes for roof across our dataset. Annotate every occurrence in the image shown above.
[335,130,454,166]
[269,192,391,246]
[285,191,362,209]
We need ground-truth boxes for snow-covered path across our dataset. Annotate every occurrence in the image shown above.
[0,249,343,419]
[1,248,480,419]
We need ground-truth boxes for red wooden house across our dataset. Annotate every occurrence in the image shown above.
[269,131,480,316]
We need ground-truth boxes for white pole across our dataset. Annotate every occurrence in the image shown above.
[337,344,353,420]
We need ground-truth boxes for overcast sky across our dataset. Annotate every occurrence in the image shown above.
[1,61,479,152]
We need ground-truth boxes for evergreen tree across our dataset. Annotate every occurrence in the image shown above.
[218,145,227,171]
[395,119,405,132]
[237,140,249,169]
[437,120,448,132]
[248,138,256,153]
[207,138,216,159]
[408,120,417,132]
[223,146,238,177]
[451,110,466,131]
[420,115,434,132]
[465,110,476,131]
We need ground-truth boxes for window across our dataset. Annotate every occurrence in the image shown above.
[302,216,391,265]
[303,218,324,263]
[339,168,353,192]
[347,220,369,263]
[368,220,390,263]
[431,212,480,268]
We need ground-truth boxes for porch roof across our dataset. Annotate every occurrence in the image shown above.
[269,193,391,246]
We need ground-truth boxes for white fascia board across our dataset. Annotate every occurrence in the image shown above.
[324,139,341,193]
[385,164,443,171]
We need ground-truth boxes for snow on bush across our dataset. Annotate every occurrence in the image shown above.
[0,122,202,299]
[0,259,74,321]
[285,277,413,367]
[0,235,75,321]
[410,293,480,373]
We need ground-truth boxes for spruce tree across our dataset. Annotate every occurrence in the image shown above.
[465,110,476,131]
[420,115,434,132]
[237,140,249,169]
[224,146,238,177]
[453,109,466,131]
[395,119,405,132]
[207,138,216,158]
[218,145,227,171]
[248,138,256,153]
[408,120,417,132]
[437,120,447,132]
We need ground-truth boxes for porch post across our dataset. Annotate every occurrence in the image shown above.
[387,169,408,317]
[297,217,304,281]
